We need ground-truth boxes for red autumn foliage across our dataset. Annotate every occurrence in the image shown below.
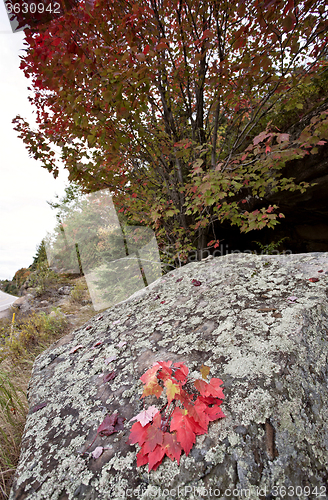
[13,0,328,270]
[128,361,225,471]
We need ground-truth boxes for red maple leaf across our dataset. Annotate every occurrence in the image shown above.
[176,386,194,406]
[162,432,182,464]
[157,360,173,381]
[147,444,166,471]
[194,378,225,399]
[205,404,226,421]
[170,408,198,455]
[143,413,164,454]
[128,421,150,446]
[136,448,148,467]
[173,362,189,384]
[197,395,218,405]
[140,363,161,384]
[186,399,209,432]
[140,363,163,398]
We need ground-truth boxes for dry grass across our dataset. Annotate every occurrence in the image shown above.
[0,276,96,499]
[0,364,28,500]
[0,308,71,499]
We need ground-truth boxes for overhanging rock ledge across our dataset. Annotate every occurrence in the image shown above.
[9,252,328,500]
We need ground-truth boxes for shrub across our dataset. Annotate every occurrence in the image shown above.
[27,262,59,296]
[252,237,290,255]
[69,281,88,304]
[0,309,67,362]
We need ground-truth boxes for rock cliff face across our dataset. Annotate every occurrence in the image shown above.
[210,138,328,255]
[9,253,328,500]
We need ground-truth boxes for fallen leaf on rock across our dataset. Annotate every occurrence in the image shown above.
[69,345,84,354]
[92,341,103,348]
[97,413,125,437]
[176,278,183,282]
[191,279,202,286]
[129,406,159,427]
[31,402,47,413]
[272,312,282,318]
[160,301,165,304]
[82,413,126,455]
[103,371,116,383]
[104,356,117,365]
[318,270,323,273]
[92,446,104,459]
[257,307,277,312]
[309,277,319,282]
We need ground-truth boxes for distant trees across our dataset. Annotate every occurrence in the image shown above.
[30,240,48,271]
[13,268,31,290]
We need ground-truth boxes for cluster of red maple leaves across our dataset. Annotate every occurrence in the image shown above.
[128,361,225,472]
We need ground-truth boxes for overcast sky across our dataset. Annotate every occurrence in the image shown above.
[0,3,69,280]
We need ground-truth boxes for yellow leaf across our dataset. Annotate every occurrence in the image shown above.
[164,379,180,405]
[200,364,210,380]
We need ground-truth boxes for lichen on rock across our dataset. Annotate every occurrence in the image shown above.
[9,252,328,499]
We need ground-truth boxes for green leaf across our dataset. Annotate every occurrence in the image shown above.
[103,90,112,102]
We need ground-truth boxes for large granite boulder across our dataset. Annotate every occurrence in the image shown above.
[10,253,328,500]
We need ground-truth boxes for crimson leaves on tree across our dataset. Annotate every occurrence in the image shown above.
[13,0,328,268]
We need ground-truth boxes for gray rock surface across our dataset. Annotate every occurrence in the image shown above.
[9,253,328,500]
[12,294,35,314]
